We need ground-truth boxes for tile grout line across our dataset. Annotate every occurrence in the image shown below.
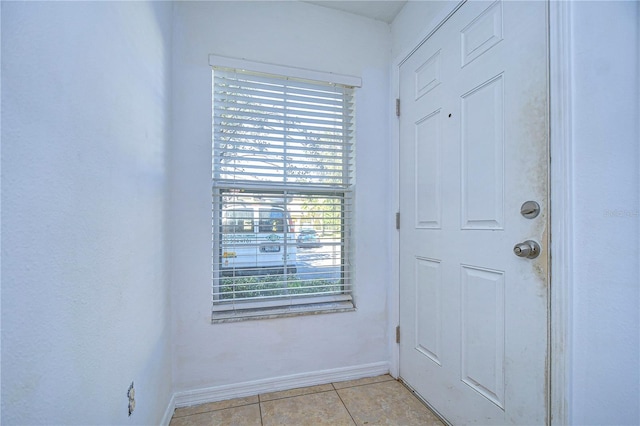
[261,386,353,425]
[260,387,336,403]
[333,377,395,391]
[258,393,264,426]
[334,386,358,426]
[272,389,339,404]
[172,400,259,419]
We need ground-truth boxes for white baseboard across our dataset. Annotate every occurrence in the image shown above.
[160,393,176,426]
[173,361,389,409]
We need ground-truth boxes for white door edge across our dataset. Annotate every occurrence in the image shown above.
[388,0,465,382]
[549,1,574,425]
[388,1,572,424]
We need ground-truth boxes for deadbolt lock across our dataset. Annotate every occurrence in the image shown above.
[520,201,541,219]
[513,240,541,259]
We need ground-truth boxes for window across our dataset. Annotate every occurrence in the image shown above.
[211,57,359,321]
[222,209,254,234]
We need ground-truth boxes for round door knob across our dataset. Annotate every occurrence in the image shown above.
[513,240,541,259]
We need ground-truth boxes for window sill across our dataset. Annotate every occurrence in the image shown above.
[211,300,355,323]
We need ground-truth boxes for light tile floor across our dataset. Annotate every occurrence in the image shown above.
[170,375,445,426]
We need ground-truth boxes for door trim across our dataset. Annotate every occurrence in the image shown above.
[389,1,571,424]
[548,1,573,425]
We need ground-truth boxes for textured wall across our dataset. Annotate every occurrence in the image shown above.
[1,2,174,424]
[570,2,640,424]
[170,1,392,392]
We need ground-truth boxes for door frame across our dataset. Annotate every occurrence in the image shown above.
[389,1,573,425]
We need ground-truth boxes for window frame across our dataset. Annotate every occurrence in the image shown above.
[210,56,361,322]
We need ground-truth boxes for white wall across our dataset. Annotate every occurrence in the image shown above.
[391,1,640,424]
[1,2,174,424]
[570,2,639,424]
[170,1,392,393]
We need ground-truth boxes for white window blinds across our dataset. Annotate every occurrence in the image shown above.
[211,63,356,321]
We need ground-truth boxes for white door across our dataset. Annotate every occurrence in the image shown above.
[398,1,549,424]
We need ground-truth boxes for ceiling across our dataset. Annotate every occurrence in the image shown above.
[304,1,408,23]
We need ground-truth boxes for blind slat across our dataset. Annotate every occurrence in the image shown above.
[214,136,354,151]
[214,70,356,94]
[214,100,353,120]
[213,84,353,106]
[214,121,352,137]
[214,111,353,128]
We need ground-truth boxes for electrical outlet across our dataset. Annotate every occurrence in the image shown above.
[127,382,135,416]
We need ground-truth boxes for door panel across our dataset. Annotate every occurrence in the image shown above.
[461,74,504,229]
[460,264,505,408]
[399,1,549,424]
[415,110,443,229]
[415,257,442,364]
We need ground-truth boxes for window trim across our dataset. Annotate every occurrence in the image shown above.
[209,55,362,89]
[210,56,358,322]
